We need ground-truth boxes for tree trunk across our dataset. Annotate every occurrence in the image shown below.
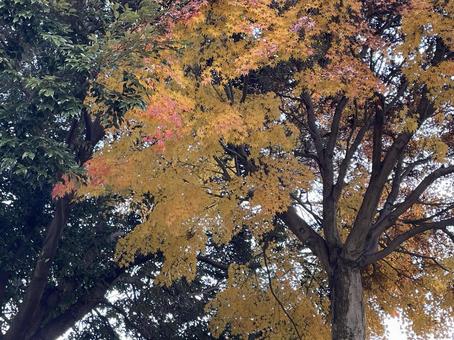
[5,197,71,340]
[330,261,365,340]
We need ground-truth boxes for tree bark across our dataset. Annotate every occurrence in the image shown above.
[4,115,104,339]
[5,197,71,340]
[330,261,365,340]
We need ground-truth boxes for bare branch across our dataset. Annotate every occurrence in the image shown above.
[300,92,325,167]
[372,104,384,174]
[345,95,434,259]
[263,247,302,340]
[197,254,229,272]
[333,116,371,201]
[326,96,348,160]
[368,165,454,245]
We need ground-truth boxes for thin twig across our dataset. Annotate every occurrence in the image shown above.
[262,247,303,340]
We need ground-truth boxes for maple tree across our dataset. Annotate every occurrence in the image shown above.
[36,0,454,338]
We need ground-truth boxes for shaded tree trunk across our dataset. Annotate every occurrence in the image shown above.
[330,261,365,340]
[5,197,71,340]
[4,115,104,339]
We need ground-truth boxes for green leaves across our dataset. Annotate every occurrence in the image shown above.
[0,134,79,185]
[21,151,35,160]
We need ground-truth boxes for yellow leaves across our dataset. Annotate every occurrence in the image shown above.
[211,196,245,244]
[400,0,454,106]
[400,0,433,55]
[431,139,449,162]
[206,262,329,339]
[155,226,208,285]
[411,135,449,163]
[401,0,454,54]
[116,207,209,284]
[403,116,419,133]
[390,108,419,134]
[171,0,324,79]
[251,157,313,213]
[420,60,454,107]
[76,0,454,337]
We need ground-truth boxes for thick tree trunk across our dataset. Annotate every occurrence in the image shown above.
[330,261,365,340]
[5,197,71,340]
[4,116,105,339]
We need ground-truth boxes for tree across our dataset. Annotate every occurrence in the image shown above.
[79,0,454,338]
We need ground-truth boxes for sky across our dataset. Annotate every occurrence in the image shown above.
[386,318,408,340]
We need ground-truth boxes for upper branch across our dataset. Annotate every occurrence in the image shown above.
[345,96,434,259]
[333,114,372,200]
[369,165,454,244]
[300,92,325,169]
[362,218,454,265]
[281,206,331,274]
[372,101,384,174]
[326,96,348,161]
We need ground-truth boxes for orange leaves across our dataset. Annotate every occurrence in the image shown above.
[51,174,76,200]
[84,158,110,187]
[50,158,113,202]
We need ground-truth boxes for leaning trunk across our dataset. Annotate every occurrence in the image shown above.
[330,261,365,340]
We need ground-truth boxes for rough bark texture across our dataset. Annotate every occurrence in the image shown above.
[331,261,365,340]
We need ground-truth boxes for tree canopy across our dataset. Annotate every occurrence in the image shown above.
[77,0,454,338]
[1,0,454,339]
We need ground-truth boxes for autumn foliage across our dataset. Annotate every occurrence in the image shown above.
[75,0,454,338]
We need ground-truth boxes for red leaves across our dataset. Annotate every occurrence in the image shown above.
[290,16,315,33]
[84,159,109,187]
[51,175,76,200]
[146,97,184,128]
[143,95,189,151]
[51,159,110,199]
[163,0,208,31]
[143,128,175,151]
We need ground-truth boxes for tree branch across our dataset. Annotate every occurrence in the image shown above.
[5,113,105,340]
[326,96,348,160]
[333,115,371,201]
[368,165,454,248]
[345,95,434,259]
[103,299,153,340]
[300,92,325,168]
[197,254,229,272]
[362,218,454,265]
[280,206,331,274]
[5,196,71,340]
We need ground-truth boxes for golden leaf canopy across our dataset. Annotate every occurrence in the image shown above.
[77,0,454,338]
